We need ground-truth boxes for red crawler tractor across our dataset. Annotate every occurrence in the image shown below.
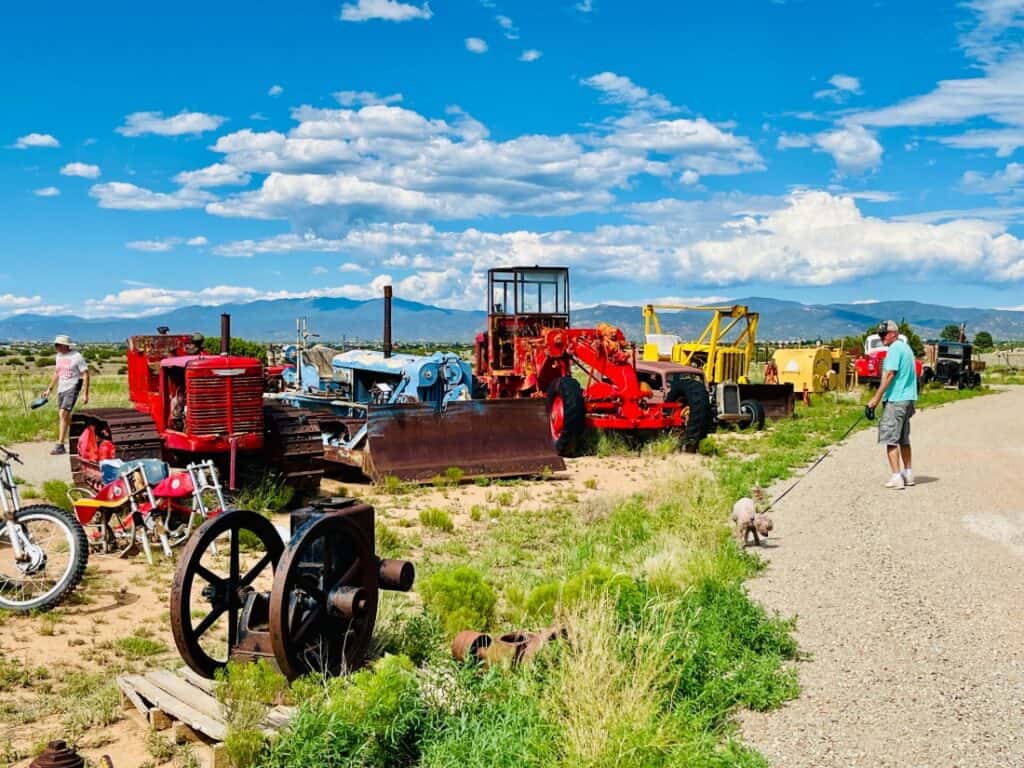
[474,267,711,454]
[70,316,323,493]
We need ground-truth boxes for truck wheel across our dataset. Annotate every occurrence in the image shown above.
[547,377,586,457]
[667,378,712,451]
[739,399,766,431]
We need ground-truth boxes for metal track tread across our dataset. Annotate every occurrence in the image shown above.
[70,408,162,487]
[263,402,325,493]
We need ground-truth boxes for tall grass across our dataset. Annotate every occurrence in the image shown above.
[0,372,128,444]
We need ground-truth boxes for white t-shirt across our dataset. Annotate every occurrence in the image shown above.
[55,351,88,393]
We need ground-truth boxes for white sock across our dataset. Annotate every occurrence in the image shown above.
[891,473,903,482]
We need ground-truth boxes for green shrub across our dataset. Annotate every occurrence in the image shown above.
[35,356,55,368]
[216,660,289,768]
[420,566,496,636]
[265,655,425,768]
[419,507,454,533]
[444,466,464,485]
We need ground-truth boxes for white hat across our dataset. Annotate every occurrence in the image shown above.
[53,334,73,347]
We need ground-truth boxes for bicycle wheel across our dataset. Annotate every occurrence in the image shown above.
[0,505,89,612]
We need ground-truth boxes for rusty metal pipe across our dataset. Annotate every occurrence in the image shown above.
[329,585,369,618]
[383,285,392,359]
[220,313,231,355]
[378,558,415,591]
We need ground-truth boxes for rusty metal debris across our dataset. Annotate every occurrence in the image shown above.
[29,741,86,768]
[452,626,564,667]
[170,498,415,680]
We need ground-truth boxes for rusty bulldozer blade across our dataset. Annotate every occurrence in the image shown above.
[362,399,565,483]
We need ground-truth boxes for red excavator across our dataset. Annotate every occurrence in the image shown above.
[70,315,323,492]
[474,266,711,454]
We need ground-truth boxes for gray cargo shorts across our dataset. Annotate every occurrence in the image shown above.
[878,400,915,445]
[58,383,81,411]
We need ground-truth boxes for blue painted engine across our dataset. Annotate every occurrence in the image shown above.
[330,349,473,409]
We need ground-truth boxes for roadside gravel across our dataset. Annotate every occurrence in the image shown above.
[740,386,1024,768]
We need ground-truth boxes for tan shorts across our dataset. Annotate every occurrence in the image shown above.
[878,400,915,445]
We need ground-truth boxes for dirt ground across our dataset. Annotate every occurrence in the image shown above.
[1,448,701,767]
[739,386,1024,767]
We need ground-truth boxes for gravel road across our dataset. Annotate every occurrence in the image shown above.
[740,386,1024,767]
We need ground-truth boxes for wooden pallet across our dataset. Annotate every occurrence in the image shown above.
[116,668,295,768]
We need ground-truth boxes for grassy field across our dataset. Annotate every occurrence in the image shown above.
[0,371,128,444]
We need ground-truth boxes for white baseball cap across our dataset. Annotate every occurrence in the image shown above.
[53,334,73,347]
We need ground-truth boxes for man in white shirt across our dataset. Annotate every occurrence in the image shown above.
[43,334,90,455]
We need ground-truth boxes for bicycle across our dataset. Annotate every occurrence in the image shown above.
[0,445,89,612]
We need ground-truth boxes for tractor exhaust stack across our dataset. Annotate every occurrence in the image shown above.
[220,314,231,355]
[383,286,393,359]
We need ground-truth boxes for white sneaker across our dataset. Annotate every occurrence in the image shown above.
[902,470,915,487]
[884,474,905,490]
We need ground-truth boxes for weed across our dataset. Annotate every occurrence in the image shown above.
[42,479,73,512]
[231,474,294,514]
[583,478,598,490]
[419,507,455,533]
[52,671,121,738]
[265,654,425,768]
[378,475,408,495]
[215,660,289,768]
[20,484,40,498]
[375,521,407,557]
[473,476,491,488]
[469,505,483,522]
[420,566,497,636]
[38,612,59,636]
[115,633,167,659]
[145,730,175,762]
[445,466,465,486]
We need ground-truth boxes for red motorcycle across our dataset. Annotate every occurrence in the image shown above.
[68,460,228,564]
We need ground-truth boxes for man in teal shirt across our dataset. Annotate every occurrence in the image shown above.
[867,320,918,489]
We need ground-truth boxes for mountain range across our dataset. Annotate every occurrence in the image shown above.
[2,296,1023,344]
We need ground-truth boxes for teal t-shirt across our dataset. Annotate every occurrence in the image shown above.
[882,339,918,402]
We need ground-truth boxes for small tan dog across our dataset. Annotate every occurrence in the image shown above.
[731,495,774,547]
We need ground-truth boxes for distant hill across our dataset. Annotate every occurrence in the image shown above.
[2,295,1023,344]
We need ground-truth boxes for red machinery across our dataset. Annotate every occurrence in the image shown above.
[854,332,924,387]
[70,315,323,492]
[474,267,687,455]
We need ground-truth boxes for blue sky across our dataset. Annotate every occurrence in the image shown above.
[3,0,1024,318]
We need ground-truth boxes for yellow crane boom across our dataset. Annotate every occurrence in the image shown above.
[641,304,760,384]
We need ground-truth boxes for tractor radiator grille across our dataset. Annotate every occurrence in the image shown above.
[716,351,747,383]
[187,374,264,435]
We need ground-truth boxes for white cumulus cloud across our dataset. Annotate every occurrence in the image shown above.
[11,133,59,149]
[117,110,226,137]
[519,49,542,62]
[34,187,60,197]
[814,124,883,174]
[582,71,674,114]
[173,163,251,188]
[813,73,863,102]
[465,37,488,53]
[961,162,1024,194]
[268,84,284,97]
[334,90,403,107]
[60,162,101,178]
[90,182,215,211]
[340,0,433,22]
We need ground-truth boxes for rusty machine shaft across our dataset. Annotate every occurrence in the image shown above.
[170,498,414,680]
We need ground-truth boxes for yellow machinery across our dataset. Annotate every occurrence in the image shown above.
[771,347,855,393]
[642,304,758,384]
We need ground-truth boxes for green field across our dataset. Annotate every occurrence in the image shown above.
[0,371,129,445]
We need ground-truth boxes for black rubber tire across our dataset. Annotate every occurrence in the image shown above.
[739,399,766,431]
[0,505,89,613]
[667,377,712,449]
[547,377,586,457]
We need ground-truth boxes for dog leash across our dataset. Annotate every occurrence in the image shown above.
[765,412,866,511]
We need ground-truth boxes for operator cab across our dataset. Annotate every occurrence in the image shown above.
[481,266,570,372]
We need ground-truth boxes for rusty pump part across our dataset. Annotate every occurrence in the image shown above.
[170,497,414,680]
